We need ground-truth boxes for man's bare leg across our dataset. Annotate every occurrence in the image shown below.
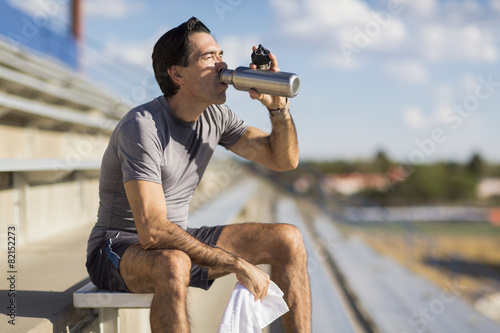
[120,243,192,333]
[209,223,312,332]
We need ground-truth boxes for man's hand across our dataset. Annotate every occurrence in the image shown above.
[248,46,288,110]
[235,257,270,301]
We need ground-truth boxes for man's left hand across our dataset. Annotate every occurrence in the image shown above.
[248,46,288,110]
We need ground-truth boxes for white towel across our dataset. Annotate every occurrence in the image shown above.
[218,280,289,333]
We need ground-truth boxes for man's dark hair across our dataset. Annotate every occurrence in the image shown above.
[152,17,211,97]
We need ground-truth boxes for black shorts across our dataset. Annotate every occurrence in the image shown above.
[86,225,225,292]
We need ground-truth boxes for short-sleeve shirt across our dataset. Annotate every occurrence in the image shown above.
[87,96,248,253]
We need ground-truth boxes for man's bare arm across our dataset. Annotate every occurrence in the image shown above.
[230,107,298,172]
[124,179,270,299]
[230,50,299,171]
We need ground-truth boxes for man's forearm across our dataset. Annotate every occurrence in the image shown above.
[269,106,299,171]
[142,220,242,272]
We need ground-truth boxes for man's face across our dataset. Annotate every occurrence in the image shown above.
[180,32,228,105]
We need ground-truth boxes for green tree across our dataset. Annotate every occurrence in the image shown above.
[373,149,391,173]
[467,152,484,176]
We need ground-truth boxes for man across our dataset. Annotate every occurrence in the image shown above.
[86,17,311,332]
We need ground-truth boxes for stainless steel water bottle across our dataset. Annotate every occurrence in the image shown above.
[220,67,300,98]
[219,44,301,98]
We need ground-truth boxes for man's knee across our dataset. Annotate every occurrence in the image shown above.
[152,250,191,289]
[274,224,307,261]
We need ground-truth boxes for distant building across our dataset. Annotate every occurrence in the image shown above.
[477,178,500,199]
[323,172,387,195]
[322,167,408,196]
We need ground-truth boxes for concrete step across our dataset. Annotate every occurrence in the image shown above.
[0,222,98,332]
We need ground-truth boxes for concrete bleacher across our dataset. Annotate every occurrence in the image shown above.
[0,36,128,118]
[0,222,99,332]
[276,198,360,333]
[0,35,127,247]
[0,32,127,332]
[312,215,500,333]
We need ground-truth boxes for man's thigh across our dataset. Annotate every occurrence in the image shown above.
[119,242,162,293]
[208,222,298,279]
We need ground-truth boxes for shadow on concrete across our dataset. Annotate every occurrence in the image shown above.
[423,256,500,283]
[270,317,286,333]
[2,278,94,332]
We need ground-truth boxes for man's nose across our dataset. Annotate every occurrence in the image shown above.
[215,59,227,71]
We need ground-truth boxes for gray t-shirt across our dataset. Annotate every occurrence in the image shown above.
[87,96,248,252]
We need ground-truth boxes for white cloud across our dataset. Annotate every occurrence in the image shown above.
[384,59,428,83]
[269,0,301,17]
[270,0,408,68]
[218,35,260,69]
[493,0,500,11]
[463,0,481,12]
[7,0,67,17]
[303,0,373,27]
[402,0,437,17]
[270,0,499,67]
[82,37,157,86]
[403,106,426,129]
[116,43,152,68]
[460,73,480,96]
[314,51,360,70]
[272,0,373,29]
[84,0,145,19]
[434,84,454,104]
[419,24,498,63]
[6,0,70,30]
[432,84,454,124]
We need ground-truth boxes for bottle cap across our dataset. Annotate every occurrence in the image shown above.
[251,44,271,69]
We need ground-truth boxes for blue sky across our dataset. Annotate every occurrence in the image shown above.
[9,0,500,163]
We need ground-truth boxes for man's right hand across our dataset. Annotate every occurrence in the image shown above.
[234,257,270,301]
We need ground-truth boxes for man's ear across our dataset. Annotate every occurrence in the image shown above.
[168,65,185,85]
